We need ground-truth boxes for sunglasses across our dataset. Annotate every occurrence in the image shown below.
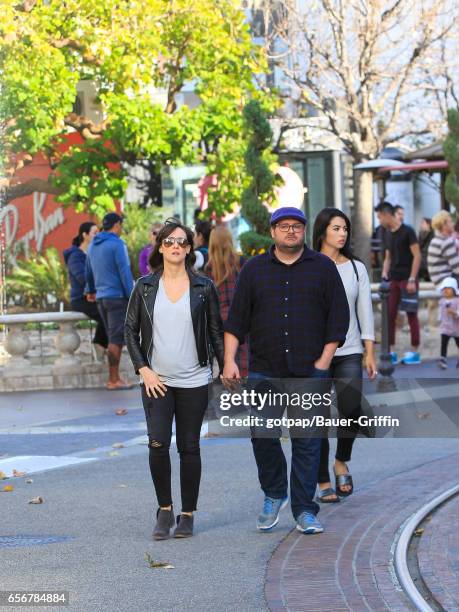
[162,236,189,248]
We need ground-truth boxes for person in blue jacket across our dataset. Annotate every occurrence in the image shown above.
[63,222,108,350]
[85,212,134,390]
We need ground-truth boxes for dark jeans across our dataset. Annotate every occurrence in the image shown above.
[441,334,459,358]
[141,384,208,513]
[71,298,108,348]
[249,369,328,519]
[318,353,362,484]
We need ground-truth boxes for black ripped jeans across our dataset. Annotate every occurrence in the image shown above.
[141,384,208,513]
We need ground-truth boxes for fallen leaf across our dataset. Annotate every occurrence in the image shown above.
[112,442,124,449]
[12,469,27,477]
[145,553,174,569]
[2,484,14,492]
[414,528,424,537]
[0,471,8,480]
[115,409,128,416]
[108,451,120,457]
[25,478,34,484]
[28,496,43,504]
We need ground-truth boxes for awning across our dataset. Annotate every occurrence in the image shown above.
[378,160,448,174]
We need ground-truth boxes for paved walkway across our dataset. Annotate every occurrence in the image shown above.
[266,451,459,611]
[418,492,459,609]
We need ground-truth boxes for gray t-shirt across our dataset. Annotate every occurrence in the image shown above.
[150,278,211,388]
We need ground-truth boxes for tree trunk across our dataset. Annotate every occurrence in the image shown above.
[352,169,374,271]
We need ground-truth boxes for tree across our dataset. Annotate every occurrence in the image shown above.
[0,0,271,218]
[444,109,459,212]
[239,100,277,255]
[257,0,459,266]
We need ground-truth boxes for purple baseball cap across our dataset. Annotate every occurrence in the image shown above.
[270,207,307,226]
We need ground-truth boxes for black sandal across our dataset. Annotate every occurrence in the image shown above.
[316,487,340,503]
[334,469,353,497]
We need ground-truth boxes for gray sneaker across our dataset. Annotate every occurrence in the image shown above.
[295,511,323,534]
[257,496,288,531]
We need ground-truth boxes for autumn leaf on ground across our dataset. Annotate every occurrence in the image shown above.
[28,496,44,504]
[2,484,14,492]
[112,442,124,449]
[115,409,128,416]
[414,527,424,537]
[13,469,27,477]
[145,552,174,569]
[0,471,8,480]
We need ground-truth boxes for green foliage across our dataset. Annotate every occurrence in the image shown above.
[239,100,278,256]
[444,109,459,211]
[0,0,272,217]
[122,204,164,278]
[6,248,70,311]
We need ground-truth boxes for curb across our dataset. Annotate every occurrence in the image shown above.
[394,482,459,612]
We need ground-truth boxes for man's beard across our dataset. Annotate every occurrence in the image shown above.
[276,241,304,254]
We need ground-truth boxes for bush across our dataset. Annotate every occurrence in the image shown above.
[6,247,70,311]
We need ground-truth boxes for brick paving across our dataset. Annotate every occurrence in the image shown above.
[418,492,459,610]
[265,452,459,611]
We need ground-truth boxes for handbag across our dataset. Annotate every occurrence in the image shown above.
[399,288,419,313]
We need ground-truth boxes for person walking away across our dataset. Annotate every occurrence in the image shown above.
[312,208,377,503]
[418,218,434,281]
[138,222,163,276]
[223,207,350,535]
[194,219,212,271]
[63,222,108,356]
[436,277,459,369]
[375,201,421,365]
[427,211,459,288]
[205,225,248,377]
[85,212,134,390]
[125,219,224,539]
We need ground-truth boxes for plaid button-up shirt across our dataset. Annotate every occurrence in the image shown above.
[224,245,350,377]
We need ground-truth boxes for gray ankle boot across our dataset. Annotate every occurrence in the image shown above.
[173,514,194,538]
[152,508,175,540]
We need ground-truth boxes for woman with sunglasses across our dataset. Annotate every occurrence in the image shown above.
[138,222,163,276]
[125,219,224,539]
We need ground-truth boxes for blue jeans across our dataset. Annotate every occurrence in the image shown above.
[249,368,328,518]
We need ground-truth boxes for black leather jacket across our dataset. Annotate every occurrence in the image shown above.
[124,270,224,375]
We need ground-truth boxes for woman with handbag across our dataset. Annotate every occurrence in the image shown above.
[313,208,377,502]
[125,219,224,539]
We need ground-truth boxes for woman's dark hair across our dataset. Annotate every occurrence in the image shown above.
[149,218,196,272]
[195,219,212,246]
[72,222,97,247]
[312,208,360,261]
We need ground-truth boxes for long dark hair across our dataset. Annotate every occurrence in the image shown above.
[149,218,196,272]
[312,208,360,261]
[72,222,97,247]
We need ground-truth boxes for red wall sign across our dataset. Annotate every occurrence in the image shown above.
[1,133,120,263]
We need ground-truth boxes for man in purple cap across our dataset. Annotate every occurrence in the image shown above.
[223,207,349,534]
[85,212,135,390]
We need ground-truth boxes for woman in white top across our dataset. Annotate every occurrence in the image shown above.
[312,208,377,502]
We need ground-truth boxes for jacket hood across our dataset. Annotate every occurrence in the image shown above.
[92,231,119,246]
[63,245,80,264]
